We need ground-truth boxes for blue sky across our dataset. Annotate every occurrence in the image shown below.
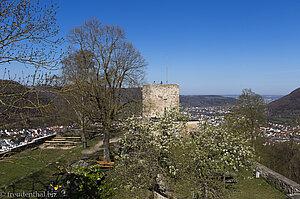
[5,0,300,95]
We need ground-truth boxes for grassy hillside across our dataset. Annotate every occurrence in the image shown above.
[0,138,286,199]
[0,136,103,192]
[229,169,285,199]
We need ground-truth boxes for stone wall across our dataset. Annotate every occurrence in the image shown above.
[142,84,179,118]
[0,134,56,158]
[255,162,300,195]
[186,121,200,133]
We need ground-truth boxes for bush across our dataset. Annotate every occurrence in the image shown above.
[63,162,115,198]
[114,109,254,198]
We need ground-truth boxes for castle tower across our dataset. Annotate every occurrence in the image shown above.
[142,84,179,118]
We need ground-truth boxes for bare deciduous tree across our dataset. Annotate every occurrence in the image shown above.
[62,18,147,161]
[0,0,62,67]
[60,50,94,146]
[0,0,62,128]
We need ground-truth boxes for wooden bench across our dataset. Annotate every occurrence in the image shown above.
[98,155,118,161]
[45,140,77,148]
[97,161,114,168]
[225,178,237,185]
[45,140,76,143]
[55,137,81,142]
[52,138,67,141]
[44,135,83,149]
[214,173,237,185]
[45,143,75,147]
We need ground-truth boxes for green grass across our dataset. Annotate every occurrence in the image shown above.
[0,149,64,185]
[229,169,286,199]
[0,137,288,199]
[0,136,104,192]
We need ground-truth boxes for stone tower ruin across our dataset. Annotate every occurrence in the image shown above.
[142,84,179,118]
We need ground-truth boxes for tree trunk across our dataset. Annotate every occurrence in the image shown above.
[103,129,111,162]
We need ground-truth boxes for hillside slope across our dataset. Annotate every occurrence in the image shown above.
[180,95,236,107]
[268,87,300,123]
[0,80,58,128]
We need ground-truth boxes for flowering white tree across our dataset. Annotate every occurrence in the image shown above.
[114,109,255,198]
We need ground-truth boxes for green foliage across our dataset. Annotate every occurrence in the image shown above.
[64,162,115,198]
[113,110,188,198]
[232,89,266,140]
[114,109,255,198]
[258,140,300,184]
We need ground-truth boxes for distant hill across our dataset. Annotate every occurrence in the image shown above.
[0,80,58,128]
[268,87,300,124]
[0,81,144,128]
[180,95,236,107]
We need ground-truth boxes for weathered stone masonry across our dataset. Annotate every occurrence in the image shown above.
[142,84,179,118]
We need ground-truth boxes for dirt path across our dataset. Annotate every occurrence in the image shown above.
[81,137,121,155]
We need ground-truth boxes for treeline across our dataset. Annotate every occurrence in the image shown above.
[257,139,300,184]
[180,95,237,107]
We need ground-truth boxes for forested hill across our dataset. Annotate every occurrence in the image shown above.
[180,95,236,107]
[268,87,300,123]
[0,80,60,128]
